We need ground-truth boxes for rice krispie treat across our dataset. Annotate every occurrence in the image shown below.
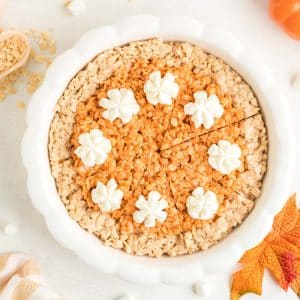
[161,115,268,200]
[90,56,259,150]
[48,39,268,257]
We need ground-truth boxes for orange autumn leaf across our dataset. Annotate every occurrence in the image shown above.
[231,194,300,300]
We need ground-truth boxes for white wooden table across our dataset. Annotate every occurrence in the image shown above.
[0,0,299,299]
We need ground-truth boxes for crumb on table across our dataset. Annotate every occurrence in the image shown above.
[16,100,26,110]
[27,71,44,94]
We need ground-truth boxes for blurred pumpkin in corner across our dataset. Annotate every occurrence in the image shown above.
[270,0,300,40]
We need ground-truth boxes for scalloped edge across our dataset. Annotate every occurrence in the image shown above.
[21,15,296,284]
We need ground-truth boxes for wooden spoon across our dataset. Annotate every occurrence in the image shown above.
[0,31,31,80]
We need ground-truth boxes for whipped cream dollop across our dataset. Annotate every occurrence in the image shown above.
[74,129,111,168]
[99,88,140,124]
[208,140,241,174]
[184,91,224,129]
[133,191,168,227]
[144,71,179,105]
[91,179,123,212]
[186,187,219,220]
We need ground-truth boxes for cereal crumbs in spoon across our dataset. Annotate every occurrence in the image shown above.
[0,31,31,80]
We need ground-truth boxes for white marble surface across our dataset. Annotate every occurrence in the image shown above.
[0,0,299,299]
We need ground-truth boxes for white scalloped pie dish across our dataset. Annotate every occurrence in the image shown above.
[22,15,295,284]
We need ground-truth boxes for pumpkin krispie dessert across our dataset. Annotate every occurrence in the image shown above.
[48,39,268,257]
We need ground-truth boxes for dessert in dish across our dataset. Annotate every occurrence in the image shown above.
[48,39,268,257]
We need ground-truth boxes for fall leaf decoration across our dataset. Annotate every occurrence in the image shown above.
[231,194,300,299]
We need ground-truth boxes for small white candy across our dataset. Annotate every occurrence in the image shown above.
[292,74,300,93]
[66,0,86,16]
[193,280,211,297]
[4,223,19,236]
[117,294,134,300]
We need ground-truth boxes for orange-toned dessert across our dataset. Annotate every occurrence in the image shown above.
[48,39,268,257]
[161,115,267,200]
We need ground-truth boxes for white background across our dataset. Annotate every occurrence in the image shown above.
[0,0,299,299]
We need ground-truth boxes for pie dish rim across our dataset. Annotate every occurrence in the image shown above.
[21,14,295,284]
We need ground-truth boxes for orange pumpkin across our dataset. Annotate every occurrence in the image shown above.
[269,0,300,40]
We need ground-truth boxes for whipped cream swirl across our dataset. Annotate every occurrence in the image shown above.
[186,187,219,220]
[208,140,241,174]
[184,91,224,129]
[144,71,179,105]
[74,129,111,168]
[99,88,140,124]
[91,179,123,212]
[133,191,168,227]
